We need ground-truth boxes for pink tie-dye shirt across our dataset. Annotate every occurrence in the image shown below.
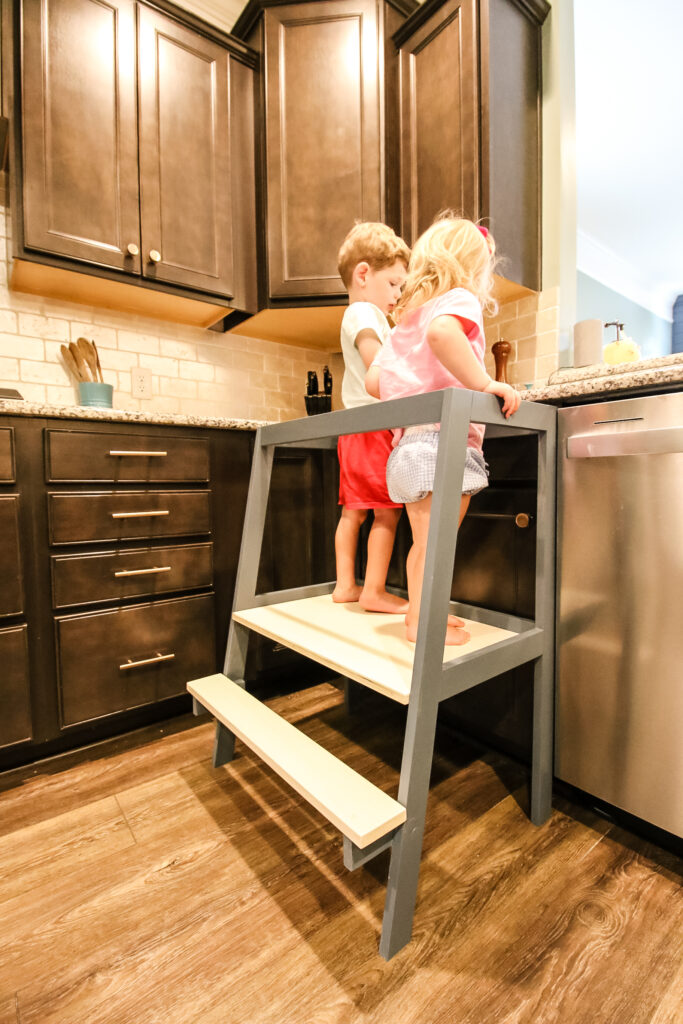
[373,287,486,451]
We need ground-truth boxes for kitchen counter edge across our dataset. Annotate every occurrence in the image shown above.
[0,400,267,431]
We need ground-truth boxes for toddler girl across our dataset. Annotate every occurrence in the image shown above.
[366,215,521,645]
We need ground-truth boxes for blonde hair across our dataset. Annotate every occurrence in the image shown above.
[337,222,410,289]
[394,213,497,321]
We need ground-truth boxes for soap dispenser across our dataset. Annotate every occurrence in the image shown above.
[602,321,641,365]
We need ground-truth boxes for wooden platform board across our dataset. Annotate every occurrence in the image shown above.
[188,673,407,848]
[233,596,517,704]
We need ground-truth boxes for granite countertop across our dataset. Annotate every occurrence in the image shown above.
[0,399,267,431]
[522,352,683,403]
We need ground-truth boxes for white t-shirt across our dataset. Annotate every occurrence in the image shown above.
[340,302,391,409]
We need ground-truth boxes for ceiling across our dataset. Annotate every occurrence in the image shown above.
[574,0,683,320]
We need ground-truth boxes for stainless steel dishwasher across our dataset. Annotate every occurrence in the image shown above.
[556,391,682,838]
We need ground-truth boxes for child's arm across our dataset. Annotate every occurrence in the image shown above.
[365,364,380,398]
[427,314,521,418]
[355,329,382,370]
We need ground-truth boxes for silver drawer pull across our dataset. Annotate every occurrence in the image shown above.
[114,565,172,578]
[111,510,170,519]
[109,450,168,457]
[119,652,175,671]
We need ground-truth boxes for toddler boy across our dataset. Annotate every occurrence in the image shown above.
[333,222,410,612]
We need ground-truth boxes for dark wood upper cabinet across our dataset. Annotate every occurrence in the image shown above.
[262,0,380,300]
[233,0,416,304]
[13,0,258,310]
[21,0,141,273]
[137,6,233,295]
[397,0,479,243]
[394,0,549,290]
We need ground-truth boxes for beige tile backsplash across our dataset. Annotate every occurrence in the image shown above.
[0,201,560,419]
[484,288,560,388]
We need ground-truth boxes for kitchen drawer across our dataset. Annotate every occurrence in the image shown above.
[48,490,211,544]
[0,428,14,481]
[56,593,215,726]
[45,430,210,483]
[0,495,24,617]
[0,624,32,747]
[52,542,213,608]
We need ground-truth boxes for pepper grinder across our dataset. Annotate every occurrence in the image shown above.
[491,339,511,383]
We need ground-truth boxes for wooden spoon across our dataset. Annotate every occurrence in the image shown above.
[91,340,104,382]
[69,341,91,382]
[76,337,98,382]
[60,344,81,383]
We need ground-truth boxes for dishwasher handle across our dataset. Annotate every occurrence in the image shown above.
[567,425,683,459]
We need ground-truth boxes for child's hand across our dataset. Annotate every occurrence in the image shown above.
[483,379,521,418]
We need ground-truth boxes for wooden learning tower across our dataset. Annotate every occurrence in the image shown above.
[188,387,556,959]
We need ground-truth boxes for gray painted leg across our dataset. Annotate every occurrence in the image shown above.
[380,389,472,959]
[192,698,206,716]
[530,655,553,825]
[213,720,235,767]
[344,677,361,715]
[343,828,399,871]
[379,702,439,959]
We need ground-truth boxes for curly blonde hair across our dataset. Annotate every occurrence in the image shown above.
[337,222,410,289]
[394,214,497,321]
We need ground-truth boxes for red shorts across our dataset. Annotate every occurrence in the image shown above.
[338,430,402,509]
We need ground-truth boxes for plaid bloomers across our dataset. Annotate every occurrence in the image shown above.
[386,429,489,504]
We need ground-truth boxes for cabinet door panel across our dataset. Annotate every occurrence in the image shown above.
[0,428,15,481]
[56,594,215,726]
[398,0,479,242]
[0,496,24,617]
[21,0,141,271]
[264,0,381,298]
[0,626,32,748]
[137,6,233,297]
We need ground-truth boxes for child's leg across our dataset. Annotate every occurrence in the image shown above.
[359,507,409,613]
[404,494,471,645]
[333,506,367,603]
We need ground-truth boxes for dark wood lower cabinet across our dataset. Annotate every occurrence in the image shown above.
[0,416,339,774]
[0,625,32,748]
[0,495,24,617]
[56,594,215,726]
[0,416,252,773]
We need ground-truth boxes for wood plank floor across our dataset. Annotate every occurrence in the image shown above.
[0,683,680,1024]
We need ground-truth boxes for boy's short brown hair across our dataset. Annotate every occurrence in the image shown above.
[337,222,410,289]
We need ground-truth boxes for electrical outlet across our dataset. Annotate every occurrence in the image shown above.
[131,366,152,399]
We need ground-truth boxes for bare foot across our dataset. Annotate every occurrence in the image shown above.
[448,613,466,628]
[359,589,409,614]
[405,619,470,645]
[332,583,362,603]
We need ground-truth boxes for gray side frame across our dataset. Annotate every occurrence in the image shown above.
[207,387,557,957]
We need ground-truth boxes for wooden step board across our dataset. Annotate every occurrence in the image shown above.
[188,673,407,849]
[233,596,517,704]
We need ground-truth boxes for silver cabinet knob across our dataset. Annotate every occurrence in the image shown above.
[126,243,139,256]
[148,249,161,263]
